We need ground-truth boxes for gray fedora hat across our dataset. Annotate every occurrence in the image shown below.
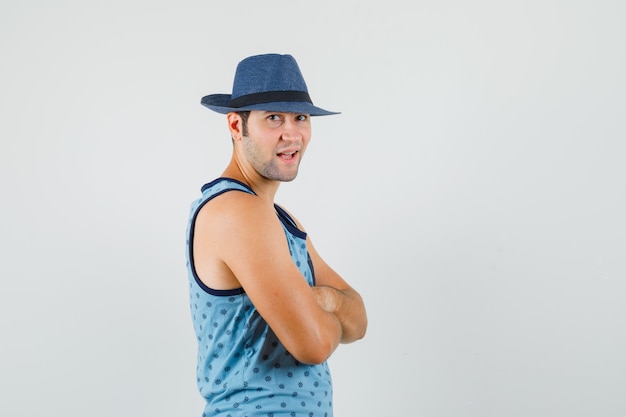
[201,54,339,116]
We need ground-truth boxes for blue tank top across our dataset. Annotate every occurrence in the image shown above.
[186,178,333,417]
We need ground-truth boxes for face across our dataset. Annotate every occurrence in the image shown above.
[239,111,311,182]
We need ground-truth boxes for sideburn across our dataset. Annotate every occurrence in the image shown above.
[238,111,250,137]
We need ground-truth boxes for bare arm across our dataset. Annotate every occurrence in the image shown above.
[307,239,368,344]
[193,192,344,365]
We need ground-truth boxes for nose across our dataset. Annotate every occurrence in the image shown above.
[280,119,303,142]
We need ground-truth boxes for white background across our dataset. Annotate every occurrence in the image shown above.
[1,1,625,416]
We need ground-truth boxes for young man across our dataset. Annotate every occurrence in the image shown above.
[185,53,367,417]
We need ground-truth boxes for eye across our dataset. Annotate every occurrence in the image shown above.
[265,113,283,127]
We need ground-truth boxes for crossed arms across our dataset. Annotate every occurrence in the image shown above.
[193,190,368,364]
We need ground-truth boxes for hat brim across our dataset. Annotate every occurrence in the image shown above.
[201,94,340,116]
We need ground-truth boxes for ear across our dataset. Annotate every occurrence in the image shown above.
[227,112,243,141]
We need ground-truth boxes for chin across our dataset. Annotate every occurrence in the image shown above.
[262,168,299,182]
[268,173,298,182]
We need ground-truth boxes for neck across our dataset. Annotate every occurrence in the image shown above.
[222,155,280,205]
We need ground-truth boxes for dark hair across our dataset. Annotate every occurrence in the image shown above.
[238,111,250,136]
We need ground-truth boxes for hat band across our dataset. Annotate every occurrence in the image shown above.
[229,90,312,108]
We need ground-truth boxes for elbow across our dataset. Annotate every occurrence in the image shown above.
[353,323,367,342]
[343,325,367,345]
[357,313,368,340]
[342,311,368,344]
[288,334,337,365]
[277,308,343,364]
[294,352,330,366]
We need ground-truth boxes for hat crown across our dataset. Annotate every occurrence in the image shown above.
[200,53,338,116]
[231,54,308,99]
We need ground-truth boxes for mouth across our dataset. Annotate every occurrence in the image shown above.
[277,150,299,161]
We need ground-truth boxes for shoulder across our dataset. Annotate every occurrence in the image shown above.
[192,189,285,285]
[197,189,267,222]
